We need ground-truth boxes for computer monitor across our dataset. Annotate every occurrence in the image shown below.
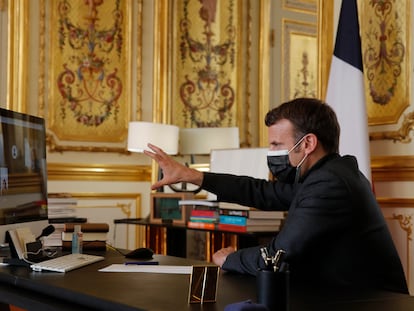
[0,108,48,244]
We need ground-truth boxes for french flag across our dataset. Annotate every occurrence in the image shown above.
[325,0,371,182]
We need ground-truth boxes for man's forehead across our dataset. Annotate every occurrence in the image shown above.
[268,120,295,145]
[269,119,294,134]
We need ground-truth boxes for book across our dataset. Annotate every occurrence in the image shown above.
[63,223,109,233]
[219,209,249,217]
[189,217,217,223]
[248,210,287,219]
[187,221,216,230]
[42,223,65,247]
[190,209,219,218]
[6,229,28,259]
[219,215,247,226]
[61,231,108,242]
[178,199,219,207]
[61,240,106,250]
[245,218,283,226]
[218,215,282,226]
[47,197,77,205]
[219,208,287,220]
[218,223,280,233]
[218,202,252,210]
[49,217,88,224]
[47,196,78,219]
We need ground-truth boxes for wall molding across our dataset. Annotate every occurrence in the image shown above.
[47,163,151,182]
[378,197,414,209]
[47,155,414,182]
[372,155,414,182]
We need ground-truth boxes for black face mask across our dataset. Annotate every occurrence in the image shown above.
[267,151,297,183]
[267,136,308,184]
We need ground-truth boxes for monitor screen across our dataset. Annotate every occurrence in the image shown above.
[0,108,48,234]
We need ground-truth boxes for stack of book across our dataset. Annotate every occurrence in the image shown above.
[178,200,219,230]
[42,223,66,247]
[61,223,109,250]
[218,202,287,233]
[47,195,78,221]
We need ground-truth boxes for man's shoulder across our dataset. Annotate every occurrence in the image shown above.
[317,154,358,172]
[304,154,360,185]
[307,154,370,192]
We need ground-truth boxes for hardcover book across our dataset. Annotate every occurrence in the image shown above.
[63,223,109,232]
[218,223,280,233]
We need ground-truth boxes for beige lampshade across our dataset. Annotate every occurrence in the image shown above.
[127,122,179,155]
[179,127,239,155]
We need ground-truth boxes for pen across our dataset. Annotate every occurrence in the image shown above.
[260,247,272,268]
[272,249,286,272]
[125,261,159,265]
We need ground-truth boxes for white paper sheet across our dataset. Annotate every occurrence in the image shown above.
[98,264,192,274]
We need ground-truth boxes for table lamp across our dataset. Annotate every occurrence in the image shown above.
[127,122,179,191]
[127,121,179,155]
[174,127,240,192]
[179,127,240,164]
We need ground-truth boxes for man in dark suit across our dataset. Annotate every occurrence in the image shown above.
[145,97,408,293]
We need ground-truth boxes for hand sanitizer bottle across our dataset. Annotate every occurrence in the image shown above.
[72,225,83,254]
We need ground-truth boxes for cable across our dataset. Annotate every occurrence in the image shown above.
[22,248,59,265]
[105,242,127,256]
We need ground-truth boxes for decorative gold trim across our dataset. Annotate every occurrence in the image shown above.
[76,202,132,216]
[283,0,317,14]
[239,0,252,147]
[281,18,317,101]
[136,0,143,120]
[38,0,46,117]
[370,110,414,143]
[151,0,170,186]
[371,155,414,181]
[51,1,131,140]
[189,163,210,172]
[153,0,170,124]
[67,192,142,248]
[46,132,130,154]
[38,1,143,142]
[318,0,333,99]
[392,214,412,241]
[385,211,413,295]
[7,0,29,112]
[258,0,270,147]
[378,197,414,209]
[47,163,151,182]
[362,0,411,125]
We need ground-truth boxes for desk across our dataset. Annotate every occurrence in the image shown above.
[114,219,276,261]
[0,250,413,311]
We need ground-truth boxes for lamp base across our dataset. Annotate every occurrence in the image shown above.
[168,183,202,194]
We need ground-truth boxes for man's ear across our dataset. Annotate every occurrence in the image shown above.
[303,133,318,154]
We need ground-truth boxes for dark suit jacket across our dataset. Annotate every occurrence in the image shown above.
[202,153,408,293]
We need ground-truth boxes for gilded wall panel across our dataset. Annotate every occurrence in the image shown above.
[360,0,411,126]
[171,0,241,128]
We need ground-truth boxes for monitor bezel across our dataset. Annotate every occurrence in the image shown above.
[0,108,49,244]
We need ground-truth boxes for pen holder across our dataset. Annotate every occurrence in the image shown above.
[256,269,289,311]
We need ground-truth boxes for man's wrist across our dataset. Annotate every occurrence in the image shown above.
[186,168,203,186]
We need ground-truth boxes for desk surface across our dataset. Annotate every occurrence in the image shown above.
[0,250,413,311]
